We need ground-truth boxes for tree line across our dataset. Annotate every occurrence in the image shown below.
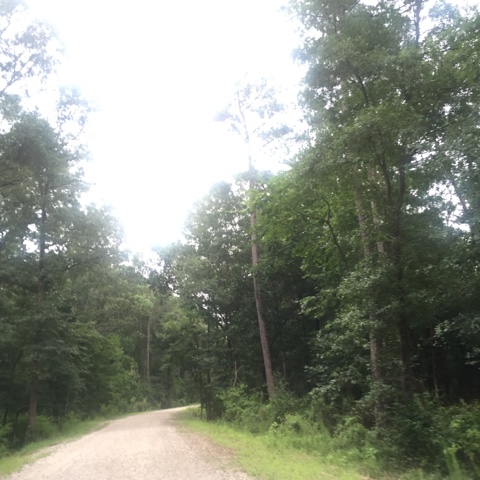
[0,0,198,450]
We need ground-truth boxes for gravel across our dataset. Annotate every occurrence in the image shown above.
[5,407,252,480]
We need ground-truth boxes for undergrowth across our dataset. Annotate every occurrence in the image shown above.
[191,384,480,480]
[181,408,371,480]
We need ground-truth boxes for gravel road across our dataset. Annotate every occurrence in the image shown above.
[5,408,252,480]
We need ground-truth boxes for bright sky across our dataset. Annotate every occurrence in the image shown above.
[26,0,302,253]
[25,0,479,253]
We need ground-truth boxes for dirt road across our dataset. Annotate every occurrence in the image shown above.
[5,408,252,480]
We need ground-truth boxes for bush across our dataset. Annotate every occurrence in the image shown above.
[374,394,442,470]
[0,424,12,457]
[58,413,82,433]
[333,415,369,451]
[33,415,58,440]
[268,412,335,455]
[269,382,306,422]
[219,385,273,433]
[439,401,480,479]
[218,381,310,434]
[13,414,59,443]
[215,383,480,478]
[219,384,258,424]
[368,395,480,477]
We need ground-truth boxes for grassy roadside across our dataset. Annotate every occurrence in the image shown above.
[177,408,374,480]
[0,416,110,477]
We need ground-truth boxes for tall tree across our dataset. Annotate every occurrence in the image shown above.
[290,0,480,426]
[215,79,290,399]
[0,0,58,112]
[0,114,93,436]
[171,181,272,416]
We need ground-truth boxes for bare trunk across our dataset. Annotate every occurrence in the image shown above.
[431,326,440,397]
[389,155,412,394]
[26,374,39,440]
[238,92,275,399]
[2,350,23,427]
[369,332,383,423]
[146,317,151,383]
[353,180,384,427]
[251,210,275,399]
[281,351,287,378]
[28,186,49,437]
[38,203,47,302]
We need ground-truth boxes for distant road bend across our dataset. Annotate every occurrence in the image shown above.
[6,407,251,480]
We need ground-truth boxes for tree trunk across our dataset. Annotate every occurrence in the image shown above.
[2,350,23,427]
[251,210,275,399]
[26,374,39,440]
[38,201,47,302]
[27,195,48,437]
[146,316,151,383]
[238,92,275,400]
[353,179,384,427]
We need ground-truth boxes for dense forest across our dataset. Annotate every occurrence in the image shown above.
[1,0,480,477]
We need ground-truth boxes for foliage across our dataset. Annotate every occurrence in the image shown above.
[0,0,168,453]
[181,407,370,480]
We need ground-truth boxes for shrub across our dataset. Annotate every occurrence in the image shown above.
[370,395,480,477]
[269,380,305,419]
[439,401,480,479]
[31,415,58,440]
[0,424,12,456]
[218,385,273,433]
[376,394,442,469]
[219,384,258,424]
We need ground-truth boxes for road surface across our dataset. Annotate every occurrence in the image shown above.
[5,408,251,480]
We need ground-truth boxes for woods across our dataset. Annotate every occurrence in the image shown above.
[1,0,480,477]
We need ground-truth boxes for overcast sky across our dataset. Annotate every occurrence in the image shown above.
[25,0,479,253]
[25,0,302,253]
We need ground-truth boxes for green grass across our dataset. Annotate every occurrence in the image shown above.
[0,417,109,477]
[177,409,373,480]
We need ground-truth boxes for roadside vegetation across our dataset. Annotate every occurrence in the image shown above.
[180,402,373,480]
[181,390,480,480]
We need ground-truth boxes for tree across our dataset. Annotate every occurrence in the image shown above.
[0,0,58,115]
[167,181,271,416]
[290,0,480,428]
[0,0,173,444]
[1,116,64,433]
[215,78,291,399]
[0,113,125,437]
[252,171,324,394]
